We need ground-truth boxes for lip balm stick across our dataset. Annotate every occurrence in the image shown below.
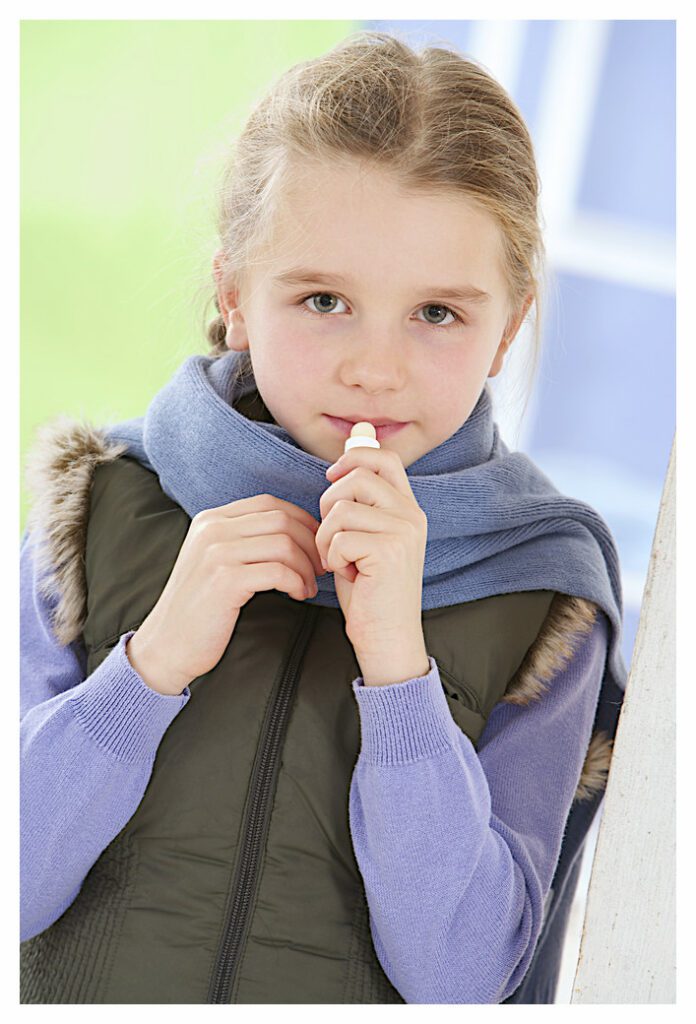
[334,423,379,582]
[344,421,381,453]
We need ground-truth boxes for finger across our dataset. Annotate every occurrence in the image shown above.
[234,508,326,577]
[320,467,409,523]
[220,493,320,535]
[262,513,326,578]
[326,447,411,498]
[315,502,398,568]
[335,562,358,583]
[236,534,319,596]
[288,517,328,577]
[326,529,397,577]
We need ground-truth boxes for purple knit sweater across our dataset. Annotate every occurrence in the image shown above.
[20,526,610,1003]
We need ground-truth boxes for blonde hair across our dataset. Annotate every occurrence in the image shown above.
[202,29,547,410]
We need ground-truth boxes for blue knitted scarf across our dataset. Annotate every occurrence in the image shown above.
[104,349,628,697]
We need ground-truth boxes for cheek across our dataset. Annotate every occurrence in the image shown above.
[252,323,324,402]
[424,345,489,416]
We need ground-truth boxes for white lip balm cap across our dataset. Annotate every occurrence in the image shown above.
[344,421,381,453]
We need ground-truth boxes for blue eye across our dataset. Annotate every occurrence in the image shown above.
[297,292,466,330]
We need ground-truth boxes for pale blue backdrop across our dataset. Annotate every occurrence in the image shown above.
[365,19,676,675]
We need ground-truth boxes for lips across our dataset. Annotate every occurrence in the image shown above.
[337,416,404,426]
[324,415,409,441]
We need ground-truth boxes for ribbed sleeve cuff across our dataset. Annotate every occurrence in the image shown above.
[68,630,191,763]
[351,656,461,765]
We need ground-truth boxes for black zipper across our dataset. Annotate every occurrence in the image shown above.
[207,606,317,1003]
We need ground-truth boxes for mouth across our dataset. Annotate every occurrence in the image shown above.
[324,415,410,441]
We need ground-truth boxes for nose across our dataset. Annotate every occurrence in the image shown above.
[338,325,409,392]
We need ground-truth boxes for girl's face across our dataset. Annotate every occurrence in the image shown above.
[217,159,528,468]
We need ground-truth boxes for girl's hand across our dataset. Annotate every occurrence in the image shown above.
[126,495,325,695]
[317,447,429,660]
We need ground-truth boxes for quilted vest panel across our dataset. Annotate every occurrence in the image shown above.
[20,454,566,1003]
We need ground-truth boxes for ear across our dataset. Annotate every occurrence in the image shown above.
[487,337,509,378]
[212,250,249,351]
[212,249,238,316]
[488,292,534,378]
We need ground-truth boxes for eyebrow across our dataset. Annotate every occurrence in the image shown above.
[272,267,491,304]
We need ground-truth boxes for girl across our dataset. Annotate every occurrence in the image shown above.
[20,31,627,1004]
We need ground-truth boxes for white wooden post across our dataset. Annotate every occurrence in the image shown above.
[571,436,676,1003]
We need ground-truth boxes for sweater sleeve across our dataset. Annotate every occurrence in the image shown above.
[348,609,610,1004]
[20,527,192,943]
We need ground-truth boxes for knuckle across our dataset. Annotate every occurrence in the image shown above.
[283,510,297,532]
[193,507,213,529]
[270,507,293,530]
[192,510,219,545]
[279,533,295,557]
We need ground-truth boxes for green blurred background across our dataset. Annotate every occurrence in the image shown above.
[20,20,355,535]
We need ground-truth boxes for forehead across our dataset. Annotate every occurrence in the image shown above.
[260,158,506,293]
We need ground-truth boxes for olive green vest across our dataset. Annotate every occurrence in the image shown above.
[20,413,606,1004]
